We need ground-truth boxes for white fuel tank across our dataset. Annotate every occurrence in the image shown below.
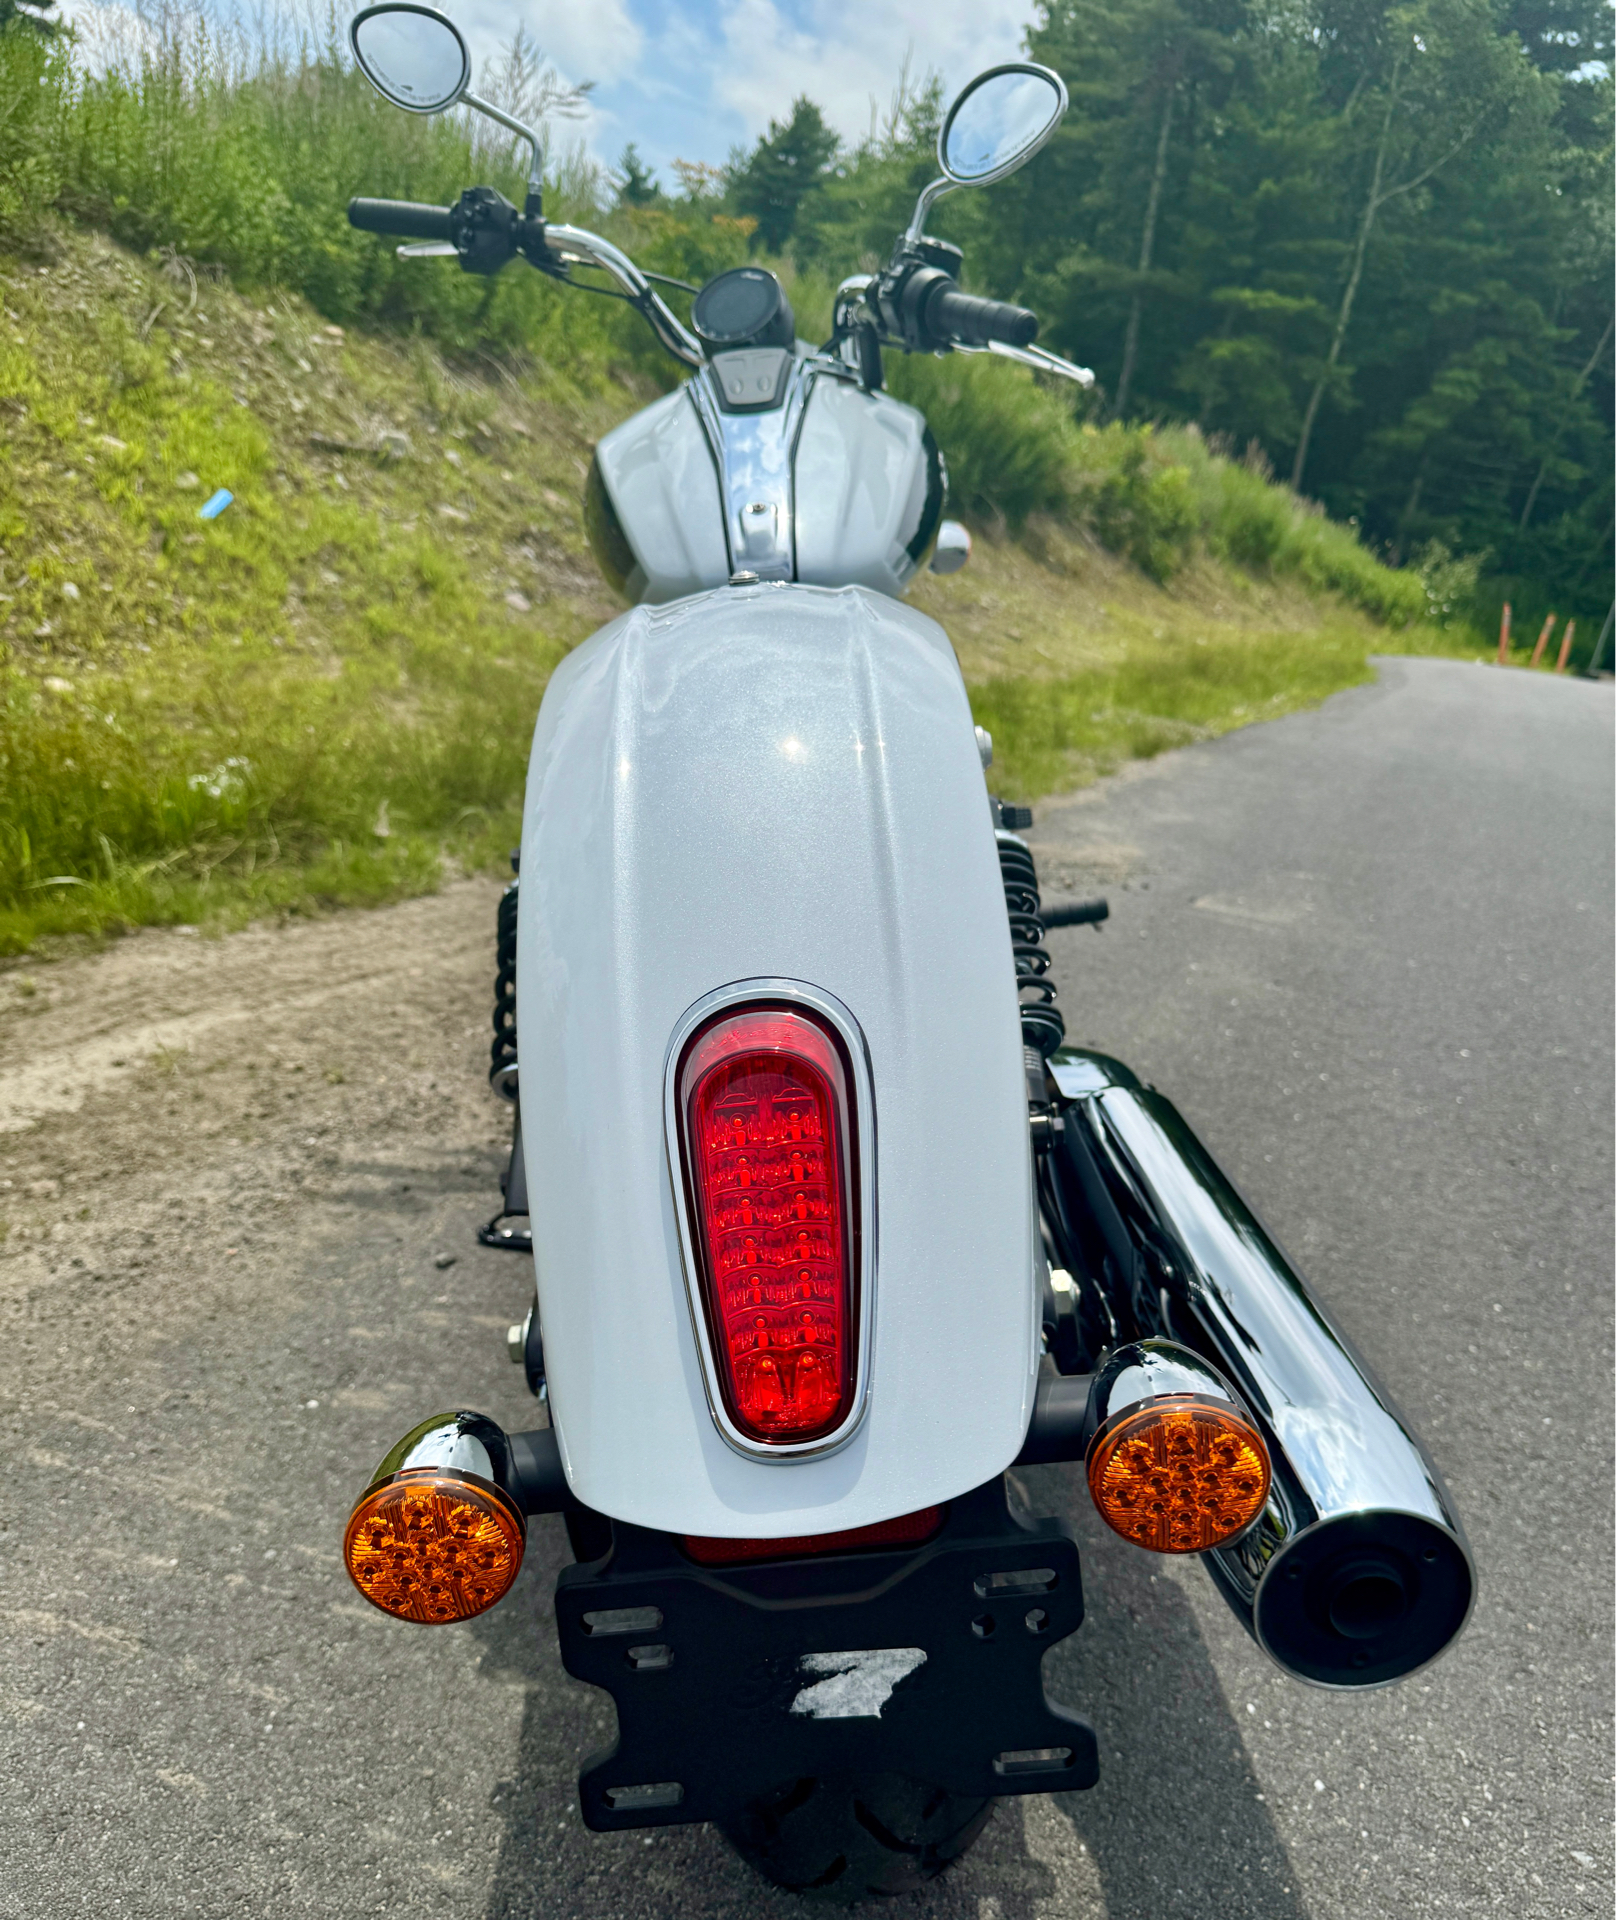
[589,370,943,604]
[794,377,941,597]
[517,582,1037,1537]
[590,387,729,603]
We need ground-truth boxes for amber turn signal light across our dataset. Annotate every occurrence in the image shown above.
[1087,1394,1270,1554]
[343,1469,525,1624]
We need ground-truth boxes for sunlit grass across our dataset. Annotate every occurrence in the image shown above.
[914,525,1487,799]
[0,228,618,952]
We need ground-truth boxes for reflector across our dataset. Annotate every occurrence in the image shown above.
[682,1506,943,1566]
[1087,1394,1269,1553]
[343,1469,525,1624]
[677,1005,858,1445]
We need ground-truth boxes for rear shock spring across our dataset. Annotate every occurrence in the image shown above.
[490,871,519,1099]
[998,833,1065,1057]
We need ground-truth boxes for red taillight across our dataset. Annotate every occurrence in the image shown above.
[682,1507,943,1567]
[677,1004,859,1446]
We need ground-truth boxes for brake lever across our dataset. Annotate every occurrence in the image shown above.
[396,242,459,259]
[955,339,1096,387]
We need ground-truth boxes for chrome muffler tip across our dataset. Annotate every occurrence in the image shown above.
[1213,1510,1475,1690]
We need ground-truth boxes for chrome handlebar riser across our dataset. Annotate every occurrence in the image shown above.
[539,223,705,368]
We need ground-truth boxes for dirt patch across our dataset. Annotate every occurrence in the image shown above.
[0,880,509,1343]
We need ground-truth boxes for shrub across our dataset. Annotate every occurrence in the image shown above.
[0,22,66,248]
[1071,428,1197,582]
[1412,538,1486,626]
[885,351,1075,526]
[1169,425,1427,625]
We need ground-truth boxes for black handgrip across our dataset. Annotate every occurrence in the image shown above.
[347,196,454,240]
[1041,897,1110,929]
[925,281,1039,349]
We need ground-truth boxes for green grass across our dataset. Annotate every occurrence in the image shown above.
[910,521,1486,800]
[0,229,1497,956]
[0,226,624,952]
[0,14,1501,956]
[970,619,1457,801]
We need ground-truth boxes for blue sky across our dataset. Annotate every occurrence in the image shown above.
[431,0,1043,180]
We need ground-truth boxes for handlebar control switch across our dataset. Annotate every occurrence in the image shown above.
[452,186,519,277]
[882,264,954,352]
[913,237,964,279]
[876,261,1039,356]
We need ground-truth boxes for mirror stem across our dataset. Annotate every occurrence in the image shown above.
[463,91,544,215]
[904,177,957,245]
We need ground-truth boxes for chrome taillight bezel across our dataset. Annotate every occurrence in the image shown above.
[663,978,877,1463]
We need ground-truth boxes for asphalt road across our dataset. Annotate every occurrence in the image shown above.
[3,655,1610,1918]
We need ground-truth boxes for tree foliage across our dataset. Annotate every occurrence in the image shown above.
[721,0,1609,625]
[615,142,660,208]
[729,96,838,253]
[0,0,58,34]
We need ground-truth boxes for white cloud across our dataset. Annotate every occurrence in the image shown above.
[444,0,641,91]
[710,0,1039,146]
[581,0,1042,177]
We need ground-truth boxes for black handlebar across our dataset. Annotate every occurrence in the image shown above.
[347,197,455,241]
[924,281,1039,350]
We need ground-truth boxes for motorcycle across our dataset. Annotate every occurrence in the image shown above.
[338,6,1476,1898]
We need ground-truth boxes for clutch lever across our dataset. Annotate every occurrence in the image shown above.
[396,241,459,259]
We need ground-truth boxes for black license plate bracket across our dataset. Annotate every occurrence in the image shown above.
[553,1478,1098,1830]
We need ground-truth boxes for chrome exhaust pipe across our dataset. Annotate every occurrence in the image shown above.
[1045,1049,1476,1689]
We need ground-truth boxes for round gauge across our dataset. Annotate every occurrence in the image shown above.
[691,267,796,352]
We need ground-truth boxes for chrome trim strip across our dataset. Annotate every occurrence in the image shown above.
[662,978,877,1463]
[687,359,816,582]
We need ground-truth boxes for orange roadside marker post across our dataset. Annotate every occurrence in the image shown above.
[1530,613,1556,668]
[1496,602,1512,664]
[1554,619,1576,673]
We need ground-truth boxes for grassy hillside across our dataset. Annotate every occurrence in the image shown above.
[0,225,623,951]
[0,223,1491,955]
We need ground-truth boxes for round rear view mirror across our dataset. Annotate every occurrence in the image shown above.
[939,63,1067,186]
[350,3,471,114]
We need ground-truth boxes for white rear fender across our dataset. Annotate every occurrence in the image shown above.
[517,583,1036,1536]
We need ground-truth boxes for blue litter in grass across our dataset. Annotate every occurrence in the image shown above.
[198,489,233,520]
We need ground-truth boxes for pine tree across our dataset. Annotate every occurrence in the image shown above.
[730,98,839,254]
[1287,0,1545,493]
[616,143,660,208]
[996,0,1250,417]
